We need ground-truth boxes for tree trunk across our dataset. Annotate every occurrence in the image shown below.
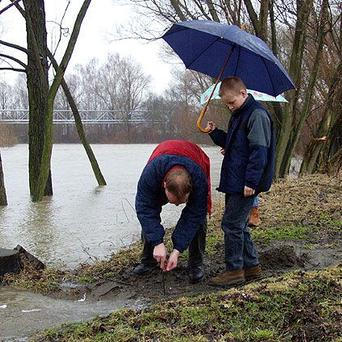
[23,0,52,199]
[300,60,342,174]
[281,0,329,175]
[321,109,342,175]
[274,0,314,178]
[62,78,107,185]
[0,151,7,206]
[47,50,106,185]
[33,0,92,201]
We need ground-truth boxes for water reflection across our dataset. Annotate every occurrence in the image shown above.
[19,198,57,265]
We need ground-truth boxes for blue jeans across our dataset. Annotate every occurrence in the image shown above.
[252,195,259,208]
[223,194,259,270]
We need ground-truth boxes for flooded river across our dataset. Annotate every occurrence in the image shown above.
[0,144,223,268]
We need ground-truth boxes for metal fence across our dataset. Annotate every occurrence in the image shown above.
[0,109,156,124]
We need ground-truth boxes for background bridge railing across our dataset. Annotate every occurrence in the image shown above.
[0,109,159,124]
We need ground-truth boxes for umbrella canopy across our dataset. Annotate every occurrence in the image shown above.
[162,20,295,97]
[200,82,288,105]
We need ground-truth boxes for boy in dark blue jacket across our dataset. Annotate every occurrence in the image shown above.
[206,77,275,287]
[133,140,211,283]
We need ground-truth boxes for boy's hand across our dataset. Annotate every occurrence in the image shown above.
[153,243,168,270]
[205,121,216,133]
[244,186,255,197]
[166,249,180,271]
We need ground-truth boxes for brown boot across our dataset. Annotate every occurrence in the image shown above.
[244,265,262,281]
[248,207,261,227]
[208,269,245,287]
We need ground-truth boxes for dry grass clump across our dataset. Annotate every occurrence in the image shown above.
[260,173,341,229]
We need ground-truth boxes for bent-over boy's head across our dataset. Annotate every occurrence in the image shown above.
[219,77,248,112]
[163,167,192,206]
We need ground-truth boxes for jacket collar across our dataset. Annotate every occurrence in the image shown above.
[232,94,255,117]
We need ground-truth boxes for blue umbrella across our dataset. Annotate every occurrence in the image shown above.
[162,20,295,132]
[162,20,294,97]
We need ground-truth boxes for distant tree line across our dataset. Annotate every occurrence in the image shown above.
[0,56,227,145]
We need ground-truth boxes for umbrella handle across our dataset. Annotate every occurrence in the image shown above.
[196,78,221,133]
[197,102,211,133]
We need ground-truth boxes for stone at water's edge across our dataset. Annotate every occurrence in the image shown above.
[0,248,20,276]
[14,244,45,271]
[0,245,45,278]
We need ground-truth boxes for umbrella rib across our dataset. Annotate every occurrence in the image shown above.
[233,45,240,76]
[186,37,221,70]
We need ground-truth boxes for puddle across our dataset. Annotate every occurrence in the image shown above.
[0,287,146,341]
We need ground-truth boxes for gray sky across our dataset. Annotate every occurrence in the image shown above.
[0,0,173,94]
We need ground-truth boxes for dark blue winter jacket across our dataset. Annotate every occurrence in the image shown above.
[135,155,208,252]
[209,95,275,194]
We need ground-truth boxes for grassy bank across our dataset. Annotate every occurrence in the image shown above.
[34,266,341,341]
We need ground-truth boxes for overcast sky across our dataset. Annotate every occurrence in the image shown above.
[0,0,174,94]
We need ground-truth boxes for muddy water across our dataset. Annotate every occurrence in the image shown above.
[0,287,144,341]
[0,144,222,268]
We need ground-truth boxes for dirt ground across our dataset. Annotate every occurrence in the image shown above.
[64,232,341,305]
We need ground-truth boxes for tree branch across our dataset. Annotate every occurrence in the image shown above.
[0,39,27,53]
[0,0,22,15]
[242,0,259,35]
[0,67,26,72]
[170,0,186,21]
[0,53,27,68]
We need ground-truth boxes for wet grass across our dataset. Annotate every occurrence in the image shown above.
[33,266,342,341]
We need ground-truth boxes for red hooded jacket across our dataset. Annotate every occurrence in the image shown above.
[149,140,212,214]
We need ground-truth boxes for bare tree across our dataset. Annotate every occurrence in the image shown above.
[12,74,29,108]
[0,80,14,109]
[0,0,93,201]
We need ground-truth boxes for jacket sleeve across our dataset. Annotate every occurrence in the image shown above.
[245,109,271,189]
[171,170,208,252]
[135,163,165,247]
[208,128,227,148]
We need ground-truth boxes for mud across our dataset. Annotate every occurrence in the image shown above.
[94,237,342,302]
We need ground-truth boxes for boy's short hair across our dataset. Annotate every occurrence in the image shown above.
[164,167,192,200]
[219,77,247,97]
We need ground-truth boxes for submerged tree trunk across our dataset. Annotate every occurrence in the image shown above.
[48,51,106,185]
[62,78,107,185]
[23,0,53,199]
[48,50,106,185]
[0,151,7,206]
[33,0,92,202]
